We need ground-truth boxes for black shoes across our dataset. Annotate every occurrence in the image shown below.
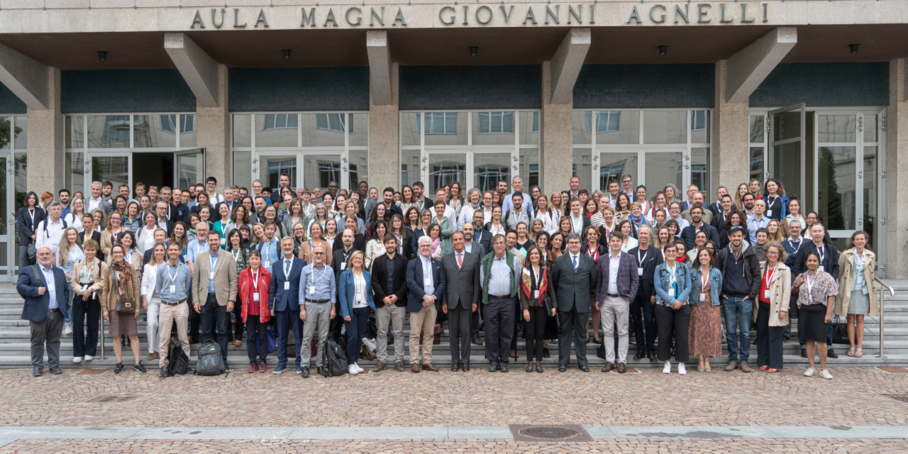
[33,367,42,377]
[317,366,328,377]
[500,365,509,373]
[526,362,534,373]
[647,351,656,362]
[134,362,146,373]
[471,336,483,346]
[633,351,645,360]
[542,348,550,358]
[579,366,590,372]
[827,348,838,358]
[558,365,566,372]
[800,348,808,358]
[50,367,63,375]
[159,369,170,378]
[114,362,125,374]
[301,366,310,378]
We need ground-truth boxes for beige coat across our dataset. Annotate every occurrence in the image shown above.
[753,261,791,327]
[99,228,132,259]
[69,257,105,294]
[834,248,878,317]
[100,262,141,313]
[191,248,238,306]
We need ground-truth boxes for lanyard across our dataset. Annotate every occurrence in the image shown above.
[587,245,599,262]
[252,268,260,290]
[167,264,179,286]
[637,249,648,265]
[700,271,709,290]
[764,264,778,288]
[817,245,825,263]
[209,252,218,272]
[805,273,816,304]
[767,195,778,209]
[791,238,802,251]
[310,264,326,287]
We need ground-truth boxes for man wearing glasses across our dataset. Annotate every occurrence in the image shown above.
[326,181,339,200]
[298,245,336,378]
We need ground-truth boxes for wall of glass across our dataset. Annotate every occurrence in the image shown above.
[399,110,540,194]
[0,116,26,276]
[572,109,711,196]
[231,112,368,192]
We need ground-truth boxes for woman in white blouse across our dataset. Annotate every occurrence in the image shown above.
[137,211,159,253]
[535,194,560,235]
[64,197,88,233]
[364,221,387,272]
[141,243,167,361]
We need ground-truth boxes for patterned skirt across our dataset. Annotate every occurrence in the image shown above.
[688,288,722,357]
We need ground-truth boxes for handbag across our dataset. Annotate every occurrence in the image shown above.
[112,270,136,314]
[831,316,850,344]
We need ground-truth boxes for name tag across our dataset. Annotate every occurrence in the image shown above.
[340,262,346,270]
[818,265,825,273]
[766,209,773,217]
[309,286,315,295]
[170,285,176,294]
[220,238,226,245]
[284,281,290,291]
[699,292,706,303]
[668,289,675,299]
[637,267,643,276]
[356,294,363,303]
[764,289,771,299]
[209,271,214,280]
[424,277,431,286]
[263,261,271,269]
[253,292,260,302]
[534,290,539,299]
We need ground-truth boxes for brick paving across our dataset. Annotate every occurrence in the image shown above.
[3,439,908,453]
[0,367,906,428]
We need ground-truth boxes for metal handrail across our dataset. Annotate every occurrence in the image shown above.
[874,277,895,359]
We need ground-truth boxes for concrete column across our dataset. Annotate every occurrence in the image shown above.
[725,27,797,104]
[886,58,908,279]
[26,67,63,193]
[368,62,399,191]
[164,33,220,108]
[713,60,751,193]
[540,60,573,195]
[549,28,591,105]
[366,31,393,106]
[196,64,229,187]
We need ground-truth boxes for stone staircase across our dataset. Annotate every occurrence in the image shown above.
[1,281,907,370]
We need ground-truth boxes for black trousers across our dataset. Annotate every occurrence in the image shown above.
[525,306,548,362]
[756,302,784,370]
[229,292,245,342]
[72,293,101,358]
[448,305,472,364]
[200,294,228,362]
[655,304,690,362]
[630,290,656,354]
[245,314,268,364]
[557,307,589,368]
[484,297,514,365]
[471,302,485,339]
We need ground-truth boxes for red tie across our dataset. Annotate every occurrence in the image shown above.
[457,253,462,270]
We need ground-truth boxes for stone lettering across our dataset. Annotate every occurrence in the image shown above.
[255,9,269,28]
[674,4,689,24]
[589,4,595,24]
[741,3,755,23]
[523,6,537,25]
[439,6,455,25]
[476,6,493,25]
[719,3,733,23]
[545,5,559,24]
[371,7,385,26]
[233,8,247,28]
[190,9,205,29]
[567,5,582,24]
[301,7,316,27]
[393,7,407,26]
[762,2,768,23]
[649,4,665,24]
[697,3,711,24]
[500,5,514,23]
[324,8,338,27]
[627,5,641,25]
[211,8,225,28]
[346,7,362,26]
[463,5,469,25]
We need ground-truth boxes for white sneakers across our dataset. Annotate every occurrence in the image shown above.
[63,325,73,336]
[663,362,671,374]
[678,363,687,375]
[348,364,359,375]
[83,355,92,361]
[819,369,833,380]
[72,357,82,363]
[354,363,364,374]
[804,367,817,377]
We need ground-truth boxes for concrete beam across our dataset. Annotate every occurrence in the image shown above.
[164,33,220,108]
[549,28,591,105]
[0,43,49,109]
[725,27,797,103]
[366,31,392,106]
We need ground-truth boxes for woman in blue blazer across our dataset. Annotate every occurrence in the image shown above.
[653,242,692,375]
[338,250,375,375]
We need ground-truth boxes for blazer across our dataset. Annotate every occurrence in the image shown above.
[518,265,558,311]
[628,246,663,300]
[550,253,598,313]
[16,206,45,246]
[332,233,366,254]
[99,263,140,313]
[440,250,481,310]
[464,240,486,260]
[297,238,333,266]
[593,251,639,303]
[753,262,791,326]
[99,228,132,259]
[689,266,723,307]
[141,261,166,299]
[568,215,591,235]
[680,223,720,251]
[69,257,104,295]
[331,247,358,284]
[191,248,239,307]
[473,228,493,255]
[18,264,71,323]
[338,269,376,317]
[268,255,307,312]
[834,248,878,317]
[791,241,840,280]
[239,266,273,324]
[405,255,446,313]
[654,262,692,306]
[370,253,408,307]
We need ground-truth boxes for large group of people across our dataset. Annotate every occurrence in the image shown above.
[16,174,878,380]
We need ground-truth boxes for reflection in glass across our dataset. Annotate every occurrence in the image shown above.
[472,112,515,145]
[400,113,421,146]
[350,113,369,147]
[596,111,639,145]
[0,157,6,237]
[817,146,856,231]
[259,156,297,190]
[64,152,82,198]
[572,111,592,145]
[690,110,710,144]
[644,152,683,194]
[87,115,130,148]
[176,151,204,189]
[233,114,251,147]
[301,113,344,147]
[473,154,510,193]
[428,154,466,194]
[232,150,251,191]
[400,149,421,187]
[750,147,764,183]
[519,112,539,145]
[817,115,856,143]
[600,153,637,191]
[305,155,342,192]
[180,114,197,148]
[13,117,26,150]
[66,115,83,149]
[773,111,801,142]
[750,115,764,143]
[519,148,539,188]
[864,115,877,143]
[643,111,686,144]
[0,117,10,150]
[691,148,710,197]
[133,115,177,148]
[256,113,299,147]
[91,156,129,194]
[572,148,592,191]
[772,142,801,202]
[863,146,877,249]
[425,113,467,146]
[348,149,369,189]
[15,153,30,208]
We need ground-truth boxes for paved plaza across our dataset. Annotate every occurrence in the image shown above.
[0,366,905,452]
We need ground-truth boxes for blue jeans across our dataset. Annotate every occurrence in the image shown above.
[344,307,370,365]
[721,296,752,364]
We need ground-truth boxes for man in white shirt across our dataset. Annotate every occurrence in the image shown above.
[741,193,756,220]
[595,232,639,374]
[606,180,621,210]
[621,175,635,199]
[87,181,111,215]
[205,176,226,207]
[35,203,66,255]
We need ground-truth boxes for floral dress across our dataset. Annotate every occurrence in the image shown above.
[688,280,722,357]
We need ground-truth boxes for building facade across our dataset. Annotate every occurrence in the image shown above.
[0,0,905,278]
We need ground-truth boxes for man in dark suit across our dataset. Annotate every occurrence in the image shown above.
[461,223,486,259]
[708,186,730,220]
[441,232,481,372]
[711,194,735,233]
[167,188,190,224]
[791,223,841,358]
[627,225,663,361]
[406,235,446,373]
[381,187,404,219]
[329,229,358,342]
[551,233,598,372]
[142,229,168,264]
[269,237,308,374]
[153,202,175,237]
[17,246,71,377]
[478,234,521,372]
[471,210,492,255]
[594,232,640,374]
[468,212,490,345]
[370,234,409,373]
[16,193,45,268]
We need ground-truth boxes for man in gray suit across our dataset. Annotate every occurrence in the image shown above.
[358,181,377,221]
[551,233,598,373]
[461,223,486,259]
[441,232,480,372]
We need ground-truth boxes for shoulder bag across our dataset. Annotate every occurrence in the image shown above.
[112,270,137,314]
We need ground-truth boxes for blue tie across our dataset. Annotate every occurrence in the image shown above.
[285,259,291,276]
[572,255,578,273]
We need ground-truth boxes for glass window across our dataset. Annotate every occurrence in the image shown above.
[644,152,683,194]
[817,146,856,230]
[301,114,344,147]
[596,110,639,145]
[133,114,176,148]
[473,153,510,193]
[690,110,710,144]
[91,156,129,193]
[473,112,515,145]
[66,115,83,149]
[519,148,539,188]
[691,147,710,197]
[772,142,802,202]
[305,155,342,190]
[350,113,368,147]
[773,111,801,142]
[316,113,344,132]
[572,111,592,145]
[0,117,10,150]
[233,114,251,147]
[87,115,130,148]
[572,148,592,191]
[863,114,877,143]
[180,114,197,148]
[750,115,764,143]
[256,113,298,147]
[260,156,297,189]
[176,152,204,190]
[348,149,369,189]
[864,146,878,249]
[428,153,466,194]
[13,116,26,150]
[425,113,467,146]
[643,111,686,144]
[600,153,637,192]
[519,111,539,145]
[400,113,421,146]
[817,115,856,143]
[15,151,30,211]
[232,150,251,192]
[750,147,764,183]
[400,149,420,187]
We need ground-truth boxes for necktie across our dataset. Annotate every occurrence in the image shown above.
[572,255,578,273]
[285,259,291,276]
[457,253,462,270]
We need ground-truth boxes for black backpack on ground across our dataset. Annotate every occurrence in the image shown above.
[194,340,226,376]
[323,339,347,377]
[167,338,190,376]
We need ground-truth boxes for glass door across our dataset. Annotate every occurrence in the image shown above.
[769,104,806,204]
[0,156,9,279]
[256,153,299,191]
[426,152,467,194]
[174,148,205,189]
[85,152,131,199]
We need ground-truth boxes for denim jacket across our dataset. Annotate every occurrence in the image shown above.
[689,267,723,307]
[653,262,691,306]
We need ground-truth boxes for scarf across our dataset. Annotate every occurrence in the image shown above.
[110,260,132,296]
[431,236,441,254]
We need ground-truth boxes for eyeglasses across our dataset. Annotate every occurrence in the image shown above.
[313,252,325,255]
[767,251,779,255]
[419,245,431,248]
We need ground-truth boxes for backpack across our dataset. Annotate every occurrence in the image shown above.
[194,340,227,376]
[323,339,348,377]
[167,337,190,376]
